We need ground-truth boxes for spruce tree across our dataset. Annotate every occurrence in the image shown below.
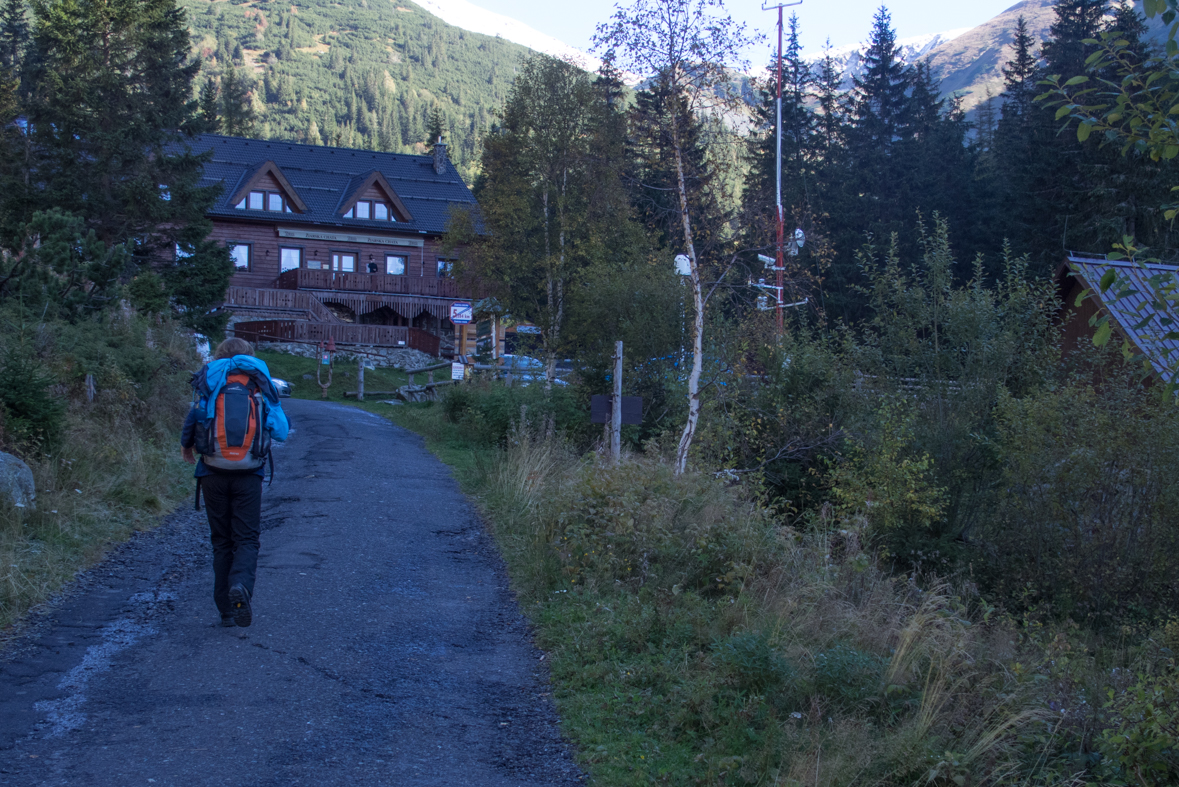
[425,104,444,145]
[990,16,1041,260]
[1001,16,1038,120]
[22,0,232,333]
[825,6,915,321]
[0,0,26,73]
[814,41,844,156]
[198,77,219,133]
[1041,0,1109,78]
[847,6,911,153]
[220,64,256,136]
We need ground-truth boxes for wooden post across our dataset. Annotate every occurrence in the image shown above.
[357,357,365,402]
[611,341,622,463]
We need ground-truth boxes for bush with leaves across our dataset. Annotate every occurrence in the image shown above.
[545,456,772,593]
[1097,650,1179,787]
[0,346,65,454]
[977,373,1179,628]
[847,218,1058,547]
[830,402,950,569]
[440,378,586,447]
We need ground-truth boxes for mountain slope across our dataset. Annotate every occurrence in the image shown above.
[410,0,600,70]
[925,0,1058,111]
[806,28,973,90]
[182,0,536,180]
[927,0,1167,111]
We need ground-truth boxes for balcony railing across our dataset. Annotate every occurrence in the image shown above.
[232,319,441,356]
[277,268,468,299]
[224,286,338,322]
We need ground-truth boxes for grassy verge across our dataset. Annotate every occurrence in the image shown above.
[1,316,198,631]
[373,396,1177,786]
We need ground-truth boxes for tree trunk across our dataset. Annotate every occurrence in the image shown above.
[672,121,703,477]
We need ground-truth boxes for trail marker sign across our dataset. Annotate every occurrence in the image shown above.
[590,395,643,425]
[451,301,473,324]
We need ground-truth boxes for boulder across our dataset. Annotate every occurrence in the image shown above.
[0,451,35,510]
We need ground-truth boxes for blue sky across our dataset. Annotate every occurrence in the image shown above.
[468,1,1020,62]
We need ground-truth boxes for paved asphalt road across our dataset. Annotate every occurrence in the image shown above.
[0,399,583,786]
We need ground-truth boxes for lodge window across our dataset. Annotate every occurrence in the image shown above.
[386,254,406,276]
[280,246,302,273]
[228,243,251,271]
[331,251,356,273]
[436,259,453,278]
[343,200,396,221]
[236,190,294,213]
[174,243,193,260]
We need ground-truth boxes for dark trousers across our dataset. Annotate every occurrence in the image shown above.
[200,472,263,616]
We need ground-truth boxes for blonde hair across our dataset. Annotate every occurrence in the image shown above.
[213,337,255,360]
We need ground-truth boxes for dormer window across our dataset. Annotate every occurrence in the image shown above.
[343,200,396,221]
[237,190,294,213]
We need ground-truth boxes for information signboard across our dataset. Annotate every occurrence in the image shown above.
[450,301,473,324]
[590,395,643,425]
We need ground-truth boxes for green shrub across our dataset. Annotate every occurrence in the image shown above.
[811,644,887,711]
[1097,665,1179,786]
[443,379,585,446]
[0,306,196,627]
[977,380,1179,627]
[830,403,952,570]
[545,457,772,593]
[0,348,66,454]
[714,631,798,692]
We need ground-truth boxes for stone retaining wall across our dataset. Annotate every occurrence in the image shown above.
[255,341,435,370]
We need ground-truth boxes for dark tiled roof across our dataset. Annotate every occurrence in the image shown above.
[188,134,477,236]
[1065,254,1179,383]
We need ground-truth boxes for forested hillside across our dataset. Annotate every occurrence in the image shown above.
[182,0,534,179]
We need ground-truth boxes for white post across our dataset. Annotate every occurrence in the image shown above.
[611,341,622,463]
[357,356,365,402]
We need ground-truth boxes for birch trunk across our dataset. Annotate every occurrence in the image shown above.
[672,119,703,476]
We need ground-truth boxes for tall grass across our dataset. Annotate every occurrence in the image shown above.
[0,312,195,629]
[426,417,1162,786]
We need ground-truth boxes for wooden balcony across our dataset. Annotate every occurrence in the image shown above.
[225,286,339,322]
[277,268,469,299]
[232,319,441,356]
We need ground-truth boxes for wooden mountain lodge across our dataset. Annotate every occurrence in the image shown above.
[192,134,482,358]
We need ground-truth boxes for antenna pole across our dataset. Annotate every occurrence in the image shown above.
[763,1,802,337]
[775,3,784,336]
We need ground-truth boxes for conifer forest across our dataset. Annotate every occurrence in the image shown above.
[2,0,1179,784]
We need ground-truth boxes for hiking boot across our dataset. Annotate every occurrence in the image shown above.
[228,584,252,628]
[219,614,236,627]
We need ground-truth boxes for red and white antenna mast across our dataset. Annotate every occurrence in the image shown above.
[763,0,803,336]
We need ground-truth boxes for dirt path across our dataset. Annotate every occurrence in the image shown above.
[0,400,583,786]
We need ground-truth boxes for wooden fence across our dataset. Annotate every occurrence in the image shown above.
[233,320,441,356]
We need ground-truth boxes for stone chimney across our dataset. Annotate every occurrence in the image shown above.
[432,137,447,175]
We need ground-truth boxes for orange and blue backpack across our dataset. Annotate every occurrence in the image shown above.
[190,357,286,475]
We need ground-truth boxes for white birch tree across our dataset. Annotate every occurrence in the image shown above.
[594,0,754,474]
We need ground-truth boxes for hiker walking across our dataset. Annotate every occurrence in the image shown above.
[181,338,289,628]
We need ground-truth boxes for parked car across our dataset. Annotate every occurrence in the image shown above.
[499,355,569,386]
[271,378,293,398]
